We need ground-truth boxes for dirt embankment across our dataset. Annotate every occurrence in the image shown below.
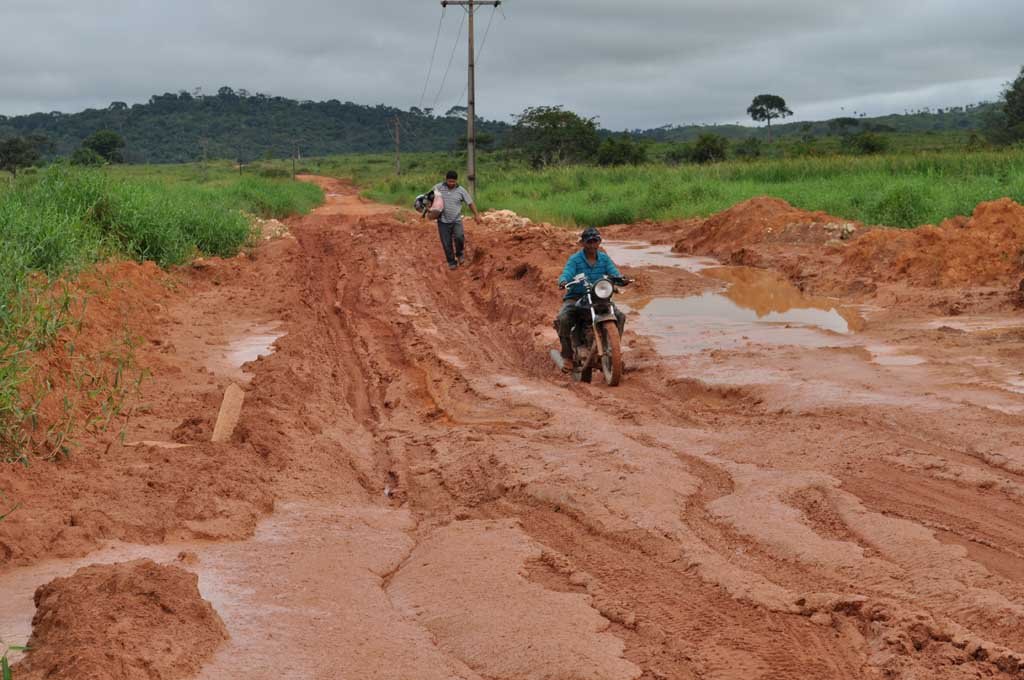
[649,195,1024,310]
[841,197,1024,288]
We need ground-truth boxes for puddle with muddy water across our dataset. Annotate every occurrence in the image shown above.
[206,322,285,382]
[609,242,864,355]
[603,241,719,272]
[0,501,412,676]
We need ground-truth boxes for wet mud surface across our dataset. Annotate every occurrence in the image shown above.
[4,181,1024,678]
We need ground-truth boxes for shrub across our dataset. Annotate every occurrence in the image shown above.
[71,147,105,166]
[689,134,728,164]
[664,144,692,166]
[844,131,889,155]
[867,184,930,227]
[733,137,763,160]
[595,136,647,166]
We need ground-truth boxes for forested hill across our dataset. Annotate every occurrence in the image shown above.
[0,86,999,163]
[0,88,512,163]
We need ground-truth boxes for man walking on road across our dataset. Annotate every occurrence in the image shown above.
[433,170,480,270]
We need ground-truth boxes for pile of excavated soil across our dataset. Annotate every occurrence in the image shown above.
[671,197,860,261]
[480,209,533,230]
[837,198,1024,288]
[14,559,226,680]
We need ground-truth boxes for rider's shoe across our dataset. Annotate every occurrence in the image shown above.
[560,352,574,373]
[447,262,458,270]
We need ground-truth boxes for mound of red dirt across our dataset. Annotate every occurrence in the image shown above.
[672,197,859,260]
[14,559,227,680]
[837,198,1024,287]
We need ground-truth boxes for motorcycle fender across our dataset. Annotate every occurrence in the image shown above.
[592,312,617,324]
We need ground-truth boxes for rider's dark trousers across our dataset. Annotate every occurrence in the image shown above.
[437,219,465,266]
[557,299,626,359]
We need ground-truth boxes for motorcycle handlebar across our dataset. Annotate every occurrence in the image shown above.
[559,274,633,289]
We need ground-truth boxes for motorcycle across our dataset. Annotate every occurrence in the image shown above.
[552,273,632,386]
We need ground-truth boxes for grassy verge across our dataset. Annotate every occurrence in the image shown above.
[346,150,1024,229]
[267,148,1024,229]
[0,165,322,463]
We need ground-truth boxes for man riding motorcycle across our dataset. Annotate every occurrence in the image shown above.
[556,227,627,372]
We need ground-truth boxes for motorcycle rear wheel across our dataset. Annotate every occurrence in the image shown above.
[600,320,623,386]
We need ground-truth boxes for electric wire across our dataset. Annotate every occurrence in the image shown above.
[417,7,447,111]
[452,5,499,110]
[430,8,466,114]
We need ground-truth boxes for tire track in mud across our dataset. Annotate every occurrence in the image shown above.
[270,179,1024,679]
[274,186,866,678]
[280,187,861,677]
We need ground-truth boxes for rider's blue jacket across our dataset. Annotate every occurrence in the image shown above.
[558,250,623,300]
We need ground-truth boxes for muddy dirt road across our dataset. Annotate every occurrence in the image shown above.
[5,178,1024,679]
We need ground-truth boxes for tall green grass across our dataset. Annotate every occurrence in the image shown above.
[0,166,323,462]
[233,147,1024,230]
[304,149,1024,230]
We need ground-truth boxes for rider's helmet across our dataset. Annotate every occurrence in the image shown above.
[580,227,602,243]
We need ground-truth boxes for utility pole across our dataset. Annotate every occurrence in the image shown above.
[441,0,500,199]
[391,115,401,176]
[199,137,209,181]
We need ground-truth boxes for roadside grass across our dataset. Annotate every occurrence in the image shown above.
[0,165,322,463]
[336,149,1024,229]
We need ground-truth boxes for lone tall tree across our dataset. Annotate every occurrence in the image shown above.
[747,94,793,142]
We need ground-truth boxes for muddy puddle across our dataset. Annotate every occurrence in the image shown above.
[206,321,285,382]
[866,345,927,366]
[611,242,863,355]
[0,501,406,675]
[603,241,719,272]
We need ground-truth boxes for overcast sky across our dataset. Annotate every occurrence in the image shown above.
[1,0,1021,130]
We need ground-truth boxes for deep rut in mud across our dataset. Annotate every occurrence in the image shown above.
[6,178,1024,679]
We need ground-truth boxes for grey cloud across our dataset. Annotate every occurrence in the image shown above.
[0,0,1021,130]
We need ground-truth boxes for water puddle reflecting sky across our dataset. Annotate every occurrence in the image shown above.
[603,241,719,273]
[607,242,864,354]
[206,321,285,382]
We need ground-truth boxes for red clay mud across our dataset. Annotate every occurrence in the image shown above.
[4,181,1024,679]
[839,197,1024,287]
[15,559,226,680]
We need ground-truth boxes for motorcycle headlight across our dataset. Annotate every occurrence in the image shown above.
[593,279,614,299]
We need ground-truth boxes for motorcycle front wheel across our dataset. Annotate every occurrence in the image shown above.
[600,320,623,386]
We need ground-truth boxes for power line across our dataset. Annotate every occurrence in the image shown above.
[453,5,498,109]
[430,8,466,114]
[417,7,447,111]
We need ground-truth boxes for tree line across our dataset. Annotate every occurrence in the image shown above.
[3,69,1023,175]
[0,87,512,165]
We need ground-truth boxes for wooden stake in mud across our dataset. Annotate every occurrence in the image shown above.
[441,0,500,199]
